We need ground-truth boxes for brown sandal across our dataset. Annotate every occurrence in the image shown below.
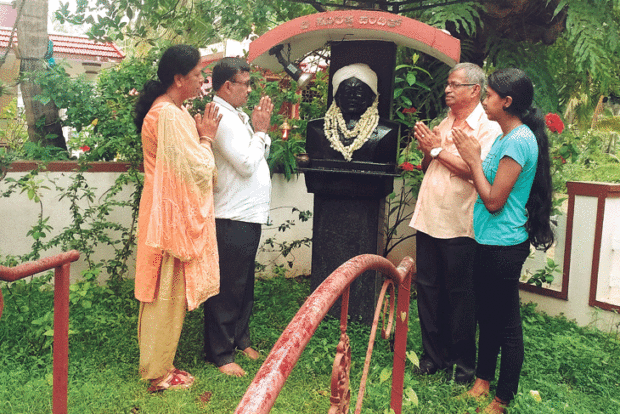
[458,378,491,401]
[172,368,195,382]
[147,370,195,393]
[476,396,508,414]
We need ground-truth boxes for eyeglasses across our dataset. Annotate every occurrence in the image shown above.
[445,82,476,89]
[229,79,253,88]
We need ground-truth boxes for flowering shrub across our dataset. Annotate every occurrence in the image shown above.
[545,113,579,192]
[545,113,565,134]
[545,111,620,194]
[399,161,422,171]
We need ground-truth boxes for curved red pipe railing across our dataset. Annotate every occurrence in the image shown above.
[235,254,415,414]
[0,250,80,414]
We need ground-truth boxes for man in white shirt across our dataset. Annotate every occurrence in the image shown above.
[410,63,501,383]
[203,57,274,377]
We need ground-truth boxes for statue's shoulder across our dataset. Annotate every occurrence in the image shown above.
[307,118,326,137]
[308,118,325,127]
[375,118,400,138]
[377,118,400,130]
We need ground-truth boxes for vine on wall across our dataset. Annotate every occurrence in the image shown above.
[0,162,142,287]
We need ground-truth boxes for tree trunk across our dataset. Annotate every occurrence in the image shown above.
[480,0,566,45]
[446,0,567,67]
[16,0,66,150]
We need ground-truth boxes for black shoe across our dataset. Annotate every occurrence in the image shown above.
[415,357,439,375]
[454,371,474,384]
[447,365,475,384]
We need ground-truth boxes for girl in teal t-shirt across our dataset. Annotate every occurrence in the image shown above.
[473,124,538,246]
[452,68,554,414]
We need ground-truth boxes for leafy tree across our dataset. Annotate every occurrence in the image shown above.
[409,0,620,116]
[55,0,315,45]
[55,0,620,122]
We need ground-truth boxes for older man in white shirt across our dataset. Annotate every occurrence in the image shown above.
[410,62,501,384]
[203,57,273,377]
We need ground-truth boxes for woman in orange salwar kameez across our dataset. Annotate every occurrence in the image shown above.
[133,45,222,393]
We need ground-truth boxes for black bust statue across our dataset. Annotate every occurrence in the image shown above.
[306,63,399,165]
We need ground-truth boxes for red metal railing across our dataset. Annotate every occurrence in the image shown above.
[0,250,81,414]
[235,254,416,414]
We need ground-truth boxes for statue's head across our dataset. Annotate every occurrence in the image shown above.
[332,64,377,115]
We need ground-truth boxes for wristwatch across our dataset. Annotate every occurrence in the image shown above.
[430,147,443,158]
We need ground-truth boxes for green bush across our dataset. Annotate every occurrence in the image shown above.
[548,123,620,193]
[34,55,156,163]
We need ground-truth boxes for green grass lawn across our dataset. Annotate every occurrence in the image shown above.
[1,274,619,413]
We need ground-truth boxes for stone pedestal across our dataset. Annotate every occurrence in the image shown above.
[304,163,396,324]
[309,191,386,324]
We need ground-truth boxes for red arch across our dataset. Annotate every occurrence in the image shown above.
[249,10,460,71]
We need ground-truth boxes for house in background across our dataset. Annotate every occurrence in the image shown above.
[0,1,124,149]
[200,38,255,67]
[0,1,124,112]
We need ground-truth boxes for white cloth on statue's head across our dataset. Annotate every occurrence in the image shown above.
[332,63,378,97]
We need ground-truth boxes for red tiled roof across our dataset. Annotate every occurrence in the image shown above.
[0,27,124,62]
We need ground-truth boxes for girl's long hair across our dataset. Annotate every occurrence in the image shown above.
[134,45,200,132]
[488,68,555,251]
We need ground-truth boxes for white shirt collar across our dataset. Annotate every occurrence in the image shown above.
[465,103,486,130]
[213,96,248,122]
[213,95,236,112]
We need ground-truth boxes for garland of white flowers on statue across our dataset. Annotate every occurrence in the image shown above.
[323,96,380,161]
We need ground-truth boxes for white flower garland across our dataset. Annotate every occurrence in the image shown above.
[323,97,380,161]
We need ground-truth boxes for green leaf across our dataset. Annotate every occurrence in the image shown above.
[414,81,431,92]
[395,64,413,71]
[406,72,417,86]
[379,367,391,383]
[37,96,51,106]
[404,387,419,407]
[406,350,420,368]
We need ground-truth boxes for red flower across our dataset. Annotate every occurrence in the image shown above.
[80,145,91,152]
[415,164,422,170]
[399,162,415,171]
[402,107,417,115]
[545,113,564,134]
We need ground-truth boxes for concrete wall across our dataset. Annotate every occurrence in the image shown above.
[0,167,137,281]
[520,182,620,330]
